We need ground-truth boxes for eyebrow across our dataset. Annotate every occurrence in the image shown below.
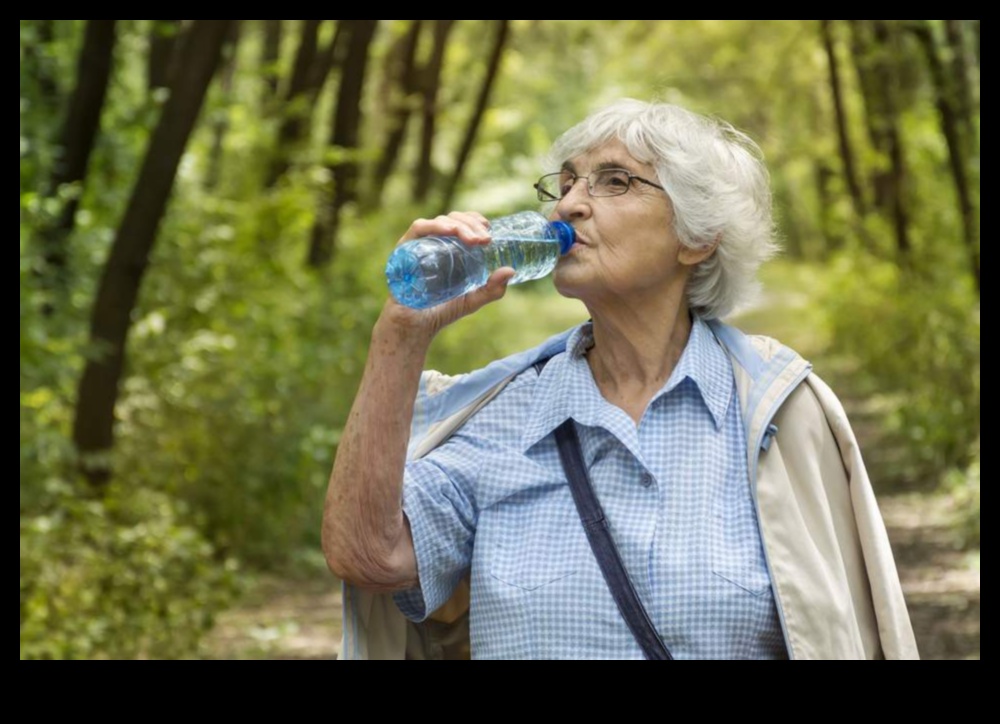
[560,159,637,174]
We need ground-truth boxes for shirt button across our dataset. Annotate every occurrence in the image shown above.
[641,473,655,488]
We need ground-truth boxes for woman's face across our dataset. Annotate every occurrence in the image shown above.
[550,139,689,308]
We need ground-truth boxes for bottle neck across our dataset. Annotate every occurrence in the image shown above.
[549,221,575,254]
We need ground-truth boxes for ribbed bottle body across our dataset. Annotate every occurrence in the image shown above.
[385,211,574,309]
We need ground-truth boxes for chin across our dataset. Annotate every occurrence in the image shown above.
[552,275,587,302]
[554,286,582,302]
[552,268,575,295]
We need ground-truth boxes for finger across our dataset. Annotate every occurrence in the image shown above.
[399,214,489,246]
[448,210,488,225]
[463,267,514,312]
[399,216,459,243]
[488,266,516,288]
[447,211,490,235]
[445,211,490,244]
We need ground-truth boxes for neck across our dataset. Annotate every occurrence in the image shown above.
[584,288,694,422]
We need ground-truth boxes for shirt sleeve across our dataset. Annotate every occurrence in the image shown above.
[393,433,483,622]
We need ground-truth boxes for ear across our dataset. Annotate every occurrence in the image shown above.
[678,234,721,267]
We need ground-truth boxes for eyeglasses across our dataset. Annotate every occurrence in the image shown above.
[534,168,666,202]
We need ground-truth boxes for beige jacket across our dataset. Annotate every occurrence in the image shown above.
[336,322,919,660]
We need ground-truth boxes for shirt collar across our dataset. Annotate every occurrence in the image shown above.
[520,324,601,452]
[520,316,733,451]
[661,315,733,431]
[566,322,596,359]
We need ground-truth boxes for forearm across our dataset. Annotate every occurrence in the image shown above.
[322,210,509,591]
[322,312,432,591]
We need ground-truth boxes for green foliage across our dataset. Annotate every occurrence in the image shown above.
[730,259,835,361]
[106,155,406,566]
[429,285,588,374]
[823,253,979,482]
[20,479,240,660]
[20,245,79,512]
[23,234,241,661]
[946,440,979,549]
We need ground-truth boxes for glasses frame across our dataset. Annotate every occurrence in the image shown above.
[534,168,666,202]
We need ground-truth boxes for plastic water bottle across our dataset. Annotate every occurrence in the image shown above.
[385,211,575,309]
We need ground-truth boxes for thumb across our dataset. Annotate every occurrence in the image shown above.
[464,267,515,311]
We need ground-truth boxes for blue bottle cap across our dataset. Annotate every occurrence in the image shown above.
[550,221,575,254]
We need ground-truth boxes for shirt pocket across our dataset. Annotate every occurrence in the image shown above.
[711,478,772,597]
[484,492,579,592]
[713,561,771,597]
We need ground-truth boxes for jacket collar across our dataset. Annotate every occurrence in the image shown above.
[706,319,812,472]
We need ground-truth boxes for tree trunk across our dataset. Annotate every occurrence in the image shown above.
[847,20,892,216]
[815,160,843,254]
[819,20,868,223]
[439,20,510,214]
[261,19,283,104]
[308,21,346,92]
[413,20,456,203]
[265,20,323,189]
[307,20,378,268]
[287,20,323,102]
[73,20,233,488]
[850,20,911,257]
[148,20,181,91]
[944,20,976,143]
[205,21,242,190]
[972,19,980,68]
[36,19,116,311]
[910,21,980,295]
[369,19,423,206]
[870,21,911,259]
[274,21,347,176]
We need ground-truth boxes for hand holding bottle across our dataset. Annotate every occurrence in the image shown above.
[379,212,518,344]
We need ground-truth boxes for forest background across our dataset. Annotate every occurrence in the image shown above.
[19,19,979,659]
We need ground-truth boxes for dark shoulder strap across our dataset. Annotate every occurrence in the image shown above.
[532,355,553,376]
[553,419,673,661]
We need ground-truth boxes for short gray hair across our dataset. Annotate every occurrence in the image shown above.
[547,99,778,320]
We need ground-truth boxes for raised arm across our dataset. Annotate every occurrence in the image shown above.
[321,212,513,592]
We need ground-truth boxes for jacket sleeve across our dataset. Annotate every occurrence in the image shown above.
[754,372,919,659]
[804,374,920,660]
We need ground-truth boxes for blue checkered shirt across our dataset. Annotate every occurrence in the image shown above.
[395,317,787,659]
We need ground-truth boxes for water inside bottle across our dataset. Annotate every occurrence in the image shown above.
[482,238,560,283]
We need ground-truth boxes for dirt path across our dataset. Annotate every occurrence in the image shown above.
[879,493,980,660]
[201,572,343,660]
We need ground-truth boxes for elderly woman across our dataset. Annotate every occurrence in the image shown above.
[323,99,918,660]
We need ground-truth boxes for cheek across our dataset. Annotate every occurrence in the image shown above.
[609,237,683,290]
[601,235,666,274]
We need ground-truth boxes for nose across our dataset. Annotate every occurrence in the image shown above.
[553,176,592,222]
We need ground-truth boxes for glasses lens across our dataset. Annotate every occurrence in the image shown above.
[536,173,562,201]
[590,169,632,197]
[557,170,577,199]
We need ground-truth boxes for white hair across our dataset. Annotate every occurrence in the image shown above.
[547,99,779,320]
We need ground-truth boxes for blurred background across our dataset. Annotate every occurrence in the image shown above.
[20,20,979,660]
